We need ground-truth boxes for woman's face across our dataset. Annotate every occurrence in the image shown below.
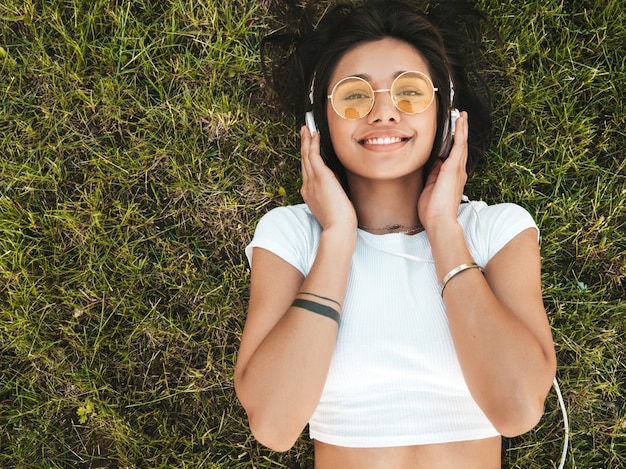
[326,38,438,185]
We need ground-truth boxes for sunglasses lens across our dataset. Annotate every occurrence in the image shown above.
[392,72,434,114]
[330,77,374,120]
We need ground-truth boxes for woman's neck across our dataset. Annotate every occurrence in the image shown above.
[347,173,423,232]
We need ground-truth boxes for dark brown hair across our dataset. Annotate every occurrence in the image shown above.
[262,0,498,190]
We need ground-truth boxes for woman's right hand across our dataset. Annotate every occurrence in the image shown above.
[300,126,357,233]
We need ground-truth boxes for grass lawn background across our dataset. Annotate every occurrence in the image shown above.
[0,0,624,467]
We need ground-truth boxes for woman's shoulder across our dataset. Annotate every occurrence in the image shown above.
[459,199,539,263]
[255,203,319,233]
[467,200,537,228]
[246,203,321,274]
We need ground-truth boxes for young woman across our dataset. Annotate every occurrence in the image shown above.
[234,1,557,467]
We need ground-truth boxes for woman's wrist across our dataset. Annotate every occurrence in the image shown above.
[321,223,357,246]
[426,220,476,282]
[424,217,464,245]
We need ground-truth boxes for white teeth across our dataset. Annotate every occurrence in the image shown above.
[363,137,403,145]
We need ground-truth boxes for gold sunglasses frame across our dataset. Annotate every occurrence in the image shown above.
[327,70,439,120]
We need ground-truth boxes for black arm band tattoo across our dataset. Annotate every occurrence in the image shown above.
[292,298,340,324]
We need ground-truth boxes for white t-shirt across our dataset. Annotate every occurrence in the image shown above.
[246,200,538,447]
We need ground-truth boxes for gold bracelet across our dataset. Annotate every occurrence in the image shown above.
[440,262,483,297]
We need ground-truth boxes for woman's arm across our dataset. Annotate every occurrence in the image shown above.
[419,113,556,436]
[234,128,357,451]
[234,229,354,451]
[429,223,556,437]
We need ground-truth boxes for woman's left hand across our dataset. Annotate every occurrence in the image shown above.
[418,111,469,232]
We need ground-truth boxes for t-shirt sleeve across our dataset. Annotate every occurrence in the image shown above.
[471,203,539,265]
[245,205,319,276]
[466,203,539,266]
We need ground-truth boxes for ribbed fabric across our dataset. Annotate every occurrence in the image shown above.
[246,201,539,447]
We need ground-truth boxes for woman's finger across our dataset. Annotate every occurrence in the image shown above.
[301,126,326,181]
[306,130,325,173]
[300,126,313,180]
[448,111,469,169]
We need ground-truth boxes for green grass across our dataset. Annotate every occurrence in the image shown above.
[0,0,624,467]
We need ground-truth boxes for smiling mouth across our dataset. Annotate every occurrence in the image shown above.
[360,136,410,145]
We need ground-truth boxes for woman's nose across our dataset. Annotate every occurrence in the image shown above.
[367,90,401,123]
